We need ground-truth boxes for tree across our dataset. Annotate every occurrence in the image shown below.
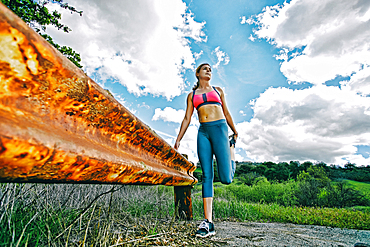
[289,161,300,179]
[1,0,83,68]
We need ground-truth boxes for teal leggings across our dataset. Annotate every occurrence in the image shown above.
[197,119,235,198]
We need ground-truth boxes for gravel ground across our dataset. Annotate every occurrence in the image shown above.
[202,221,370,247]
[119,219,370,246]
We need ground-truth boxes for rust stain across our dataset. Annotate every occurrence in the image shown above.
[0,3,197,186]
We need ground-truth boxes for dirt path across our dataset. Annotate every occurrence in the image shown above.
[201,221,370,247]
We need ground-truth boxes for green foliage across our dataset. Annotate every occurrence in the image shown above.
[2,182,370,246]
[318,182,369,208]
[295,177,321,206]
[237,172,260,186]
[307,166,331,187]
[223,180,298,206]
[193,196,370,230]
[235,160,370,183]
[1,0,83,68]
[344,179,370,200]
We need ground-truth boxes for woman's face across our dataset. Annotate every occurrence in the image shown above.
[197,64,212,80]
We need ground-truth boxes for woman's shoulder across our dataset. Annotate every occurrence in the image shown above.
[186,91,193,100]
[213,86,224,94]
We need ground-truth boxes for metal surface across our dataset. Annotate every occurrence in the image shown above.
[0,3,197,186]
[174,186,193,220]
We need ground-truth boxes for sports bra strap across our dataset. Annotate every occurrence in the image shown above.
[212,86,221,97]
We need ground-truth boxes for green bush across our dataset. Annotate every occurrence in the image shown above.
[224,180,297,206]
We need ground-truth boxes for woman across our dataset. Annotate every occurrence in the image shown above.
[174,63,238,238]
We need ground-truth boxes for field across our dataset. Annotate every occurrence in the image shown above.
[1,179,370,246]
[344,179,370,197]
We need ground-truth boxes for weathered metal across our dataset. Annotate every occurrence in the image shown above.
[174,186,193,220]
[0,3,197,186]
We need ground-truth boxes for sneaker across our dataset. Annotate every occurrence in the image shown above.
[195,219,216,238]
[229,134,236,147]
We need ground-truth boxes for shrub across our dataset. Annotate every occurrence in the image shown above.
[319,182,370,208]
[224,180,296,206]
[237,172,259,186]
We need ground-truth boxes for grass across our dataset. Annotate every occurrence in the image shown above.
[343,179,370,196]
[0,183,177,246]
[1,180,370,246]
[191,184,370,230]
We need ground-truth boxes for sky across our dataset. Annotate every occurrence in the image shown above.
[44,0,370,166]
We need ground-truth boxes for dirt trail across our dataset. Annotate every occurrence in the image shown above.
[202,221,370,246]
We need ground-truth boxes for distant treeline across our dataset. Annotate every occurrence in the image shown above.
[234,161,370,183]
[194,161,370,183]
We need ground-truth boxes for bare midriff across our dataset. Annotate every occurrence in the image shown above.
[198,104,225,123]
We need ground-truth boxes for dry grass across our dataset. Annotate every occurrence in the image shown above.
[0,183,221,246]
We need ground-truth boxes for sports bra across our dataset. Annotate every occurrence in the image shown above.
[193,86,222,110]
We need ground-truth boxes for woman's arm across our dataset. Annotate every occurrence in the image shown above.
[174,92,194,150]
[217,87,238,138]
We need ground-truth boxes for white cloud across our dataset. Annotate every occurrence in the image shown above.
[152,107,199,163]
[237,86,370,165]
[240,16,247,24]
[341,66,370,97]
[212,46,230,69]
[46,0,207,100]
[248,0,370,85]
[194,51,204,60]
[174,124,198,163]
[248,34,256,42]
[152,107,185,123]
[238,0,370,166]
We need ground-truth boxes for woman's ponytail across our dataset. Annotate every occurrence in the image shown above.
[192,81,199,90]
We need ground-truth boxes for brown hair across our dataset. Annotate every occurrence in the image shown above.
[192,63,210,90]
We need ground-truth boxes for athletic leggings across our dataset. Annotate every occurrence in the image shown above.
[197,119,235,198]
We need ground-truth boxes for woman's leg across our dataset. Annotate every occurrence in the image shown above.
[197,125,214,221]
[211,122,234,184]
[203,197,213,222]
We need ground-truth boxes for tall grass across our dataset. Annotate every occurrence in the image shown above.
[0,183,175,246]
[192,183,370,230]
[1,181,370,246]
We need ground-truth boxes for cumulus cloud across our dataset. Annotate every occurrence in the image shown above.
[341,65,370,97]
[247,0,370,85]
[152,107,186,123]
[237,86,370,165]
[174,124,199,163]
[46,0,207,100]
[236,0,370,166]
[152,107,199,162]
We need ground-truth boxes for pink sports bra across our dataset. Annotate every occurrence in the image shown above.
[193,86,222,110]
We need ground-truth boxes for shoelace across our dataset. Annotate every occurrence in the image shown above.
[198,220,209,231]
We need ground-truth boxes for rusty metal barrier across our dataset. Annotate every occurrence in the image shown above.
[0,3,196,219]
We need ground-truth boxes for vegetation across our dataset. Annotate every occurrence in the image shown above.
[232,160,370,183]
[1,159,369,245]
[1,179,370,246]
[1,0,83,68]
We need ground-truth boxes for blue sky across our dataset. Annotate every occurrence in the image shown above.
[46,0,370,166]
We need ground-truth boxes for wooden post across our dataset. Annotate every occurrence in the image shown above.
[174,154,193,220]
[174,186,193,220]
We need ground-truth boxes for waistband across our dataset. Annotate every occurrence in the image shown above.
[199,119,226,126]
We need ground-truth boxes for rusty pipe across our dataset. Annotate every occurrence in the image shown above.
[0,3,197,186]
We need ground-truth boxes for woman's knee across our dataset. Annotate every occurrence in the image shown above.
[220,176,233,185]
